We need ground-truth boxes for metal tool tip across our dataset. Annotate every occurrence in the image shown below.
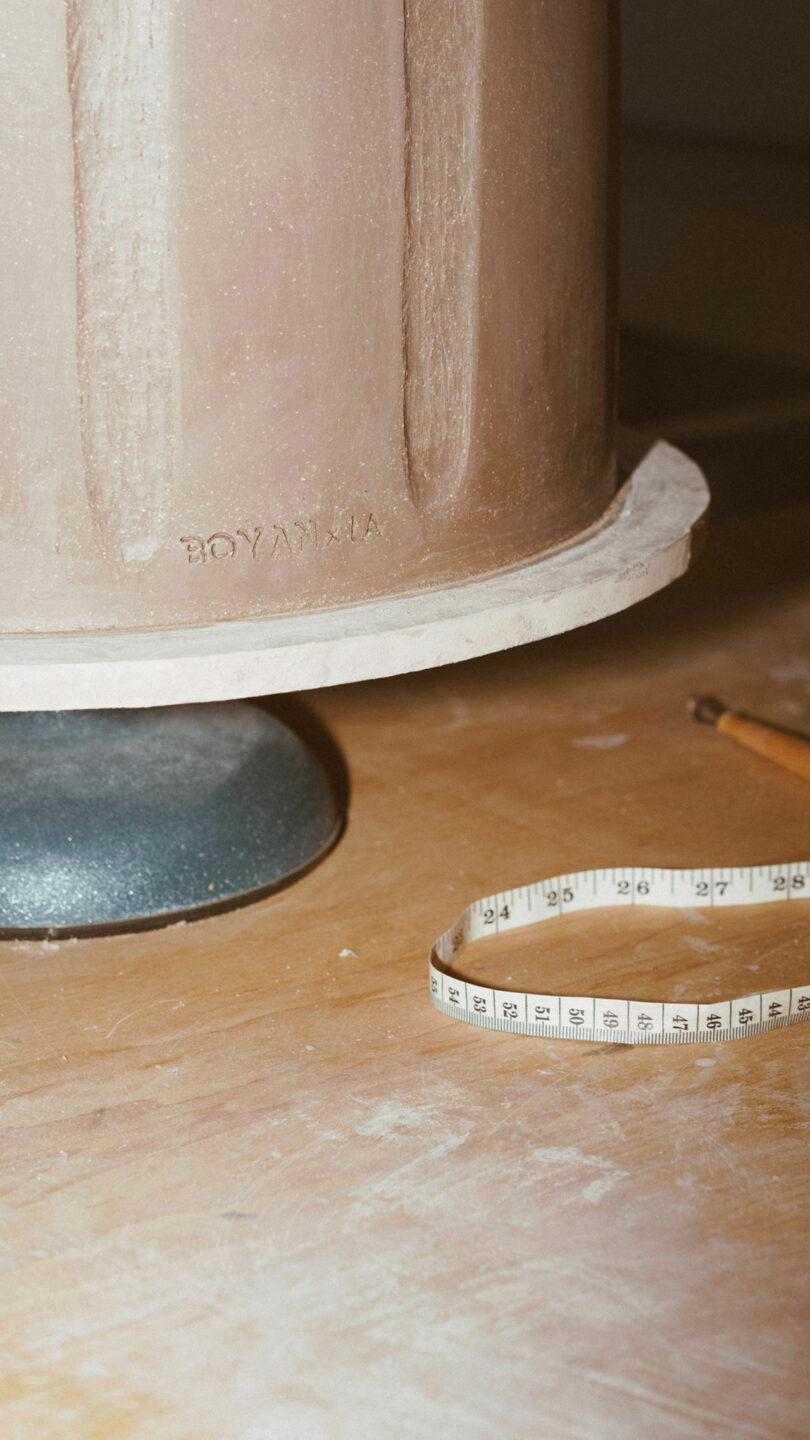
[687,694,727,727]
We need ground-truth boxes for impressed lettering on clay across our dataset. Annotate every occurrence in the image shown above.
[179,514,382,565]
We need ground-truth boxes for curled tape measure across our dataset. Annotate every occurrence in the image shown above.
[429,862,810,1044]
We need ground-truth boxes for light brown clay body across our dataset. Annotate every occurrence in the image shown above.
[0,1,617,634]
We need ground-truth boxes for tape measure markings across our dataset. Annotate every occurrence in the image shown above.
[429,862,810,1044]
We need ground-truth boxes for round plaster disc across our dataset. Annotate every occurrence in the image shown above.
[0,702,341,935]
[0,440,708,712]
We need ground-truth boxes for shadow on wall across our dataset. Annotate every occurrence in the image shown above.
[619,0,810,514]
[619,0,810,513]
[621,0,810,150]
[619,142,810,514]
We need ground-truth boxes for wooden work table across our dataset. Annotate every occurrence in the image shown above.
[1,494,808,1439]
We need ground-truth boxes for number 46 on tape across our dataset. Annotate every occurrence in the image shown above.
[429,862,809,1045]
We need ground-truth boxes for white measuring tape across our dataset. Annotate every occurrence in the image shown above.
[429,862,810,1044]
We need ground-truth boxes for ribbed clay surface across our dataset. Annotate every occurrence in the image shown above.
[0,0,617,633]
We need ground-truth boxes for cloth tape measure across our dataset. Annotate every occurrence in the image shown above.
[429,862,810,1044]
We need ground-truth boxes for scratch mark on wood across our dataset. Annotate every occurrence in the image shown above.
[103,997,185,1040]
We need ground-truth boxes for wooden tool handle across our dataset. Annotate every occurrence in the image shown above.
[717,711,810,781]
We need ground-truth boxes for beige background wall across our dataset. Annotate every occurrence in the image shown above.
[622,0,810,148]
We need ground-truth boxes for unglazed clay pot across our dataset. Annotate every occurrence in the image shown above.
[0,0,617,635]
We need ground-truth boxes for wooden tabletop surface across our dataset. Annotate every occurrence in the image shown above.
[1,489,808,1440]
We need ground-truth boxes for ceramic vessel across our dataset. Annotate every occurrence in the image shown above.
[0,1,617,634]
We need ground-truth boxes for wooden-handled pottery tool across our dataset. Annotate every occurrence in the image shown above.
[688,695,810,781]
